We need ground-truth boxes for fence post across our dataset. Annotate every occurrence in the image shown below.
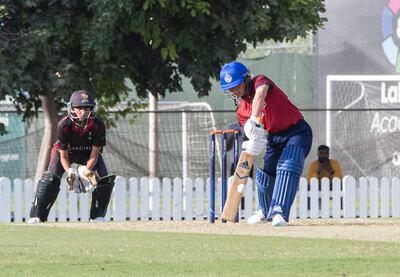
[244,177,254,220]
[359,177,368,218]
[151,178,161,221]
[369,177,379,218]
[320,177,330,218]
[195,178,204,220]
[392,177,400,217]
[184,178,193,221]
[14,179,23,222]
[24,179,33,222]
[343,176,356,218]
[173,178,183,221]
[129,177,138,221]
[332,177,341,218]
[140,177,149,221]
[299,177,308,218]
[58,180,67,222]
[162,178,172,221]
[0,177,11,222]
[310,178,319,218]
[114,176,127,221]
[380,177,390,217]
[79,192,89,222]
[68,192,78,222]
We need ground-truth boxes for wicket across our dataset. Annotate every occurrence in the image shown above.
[209,129,240,223]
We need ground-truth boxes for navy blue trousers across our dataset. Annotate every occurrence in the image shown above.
[263,119,313,176]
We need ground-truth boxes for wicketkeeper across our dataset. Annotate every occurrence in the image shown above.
[28,90,115,223]
[220,61,313,226]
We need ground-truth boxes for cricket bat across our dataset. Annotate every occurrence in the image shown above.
[221,151,254,222]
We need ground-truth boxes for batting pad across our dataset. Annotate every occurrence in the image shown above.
[255,168,275,219]
[267,145,304,221]
[30,171,61,222]
[90,175,116,219]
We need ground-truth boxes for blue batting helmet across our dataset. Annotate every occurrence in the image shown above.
[219,61,249,91]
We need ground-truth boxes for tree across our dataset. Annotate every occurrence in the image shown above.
[0,0,326,179]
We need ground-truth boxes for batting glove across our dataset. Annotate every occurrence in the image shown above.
[242,137,267,156]
[244,116,266,140]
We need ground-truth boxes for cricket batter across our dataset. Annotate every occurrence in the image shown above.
[28,90,115,223]
[220,62,313,226]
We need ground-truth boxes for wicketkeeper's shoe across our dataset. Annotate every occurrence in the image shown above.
[271,213,287,227]
[247,209,266,224]
[90,217,106,223]
[27,217,40,224]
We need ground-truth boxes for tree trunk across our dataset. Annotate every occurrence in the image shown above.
[148,92,158,178]
[33,95,59,191]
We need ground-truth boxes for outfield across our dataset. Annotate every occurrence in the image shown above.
[1,219,400,276]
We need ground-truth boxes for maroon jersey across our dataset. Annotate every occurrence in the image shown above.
[236,75,302,133]
[55,115,106,157]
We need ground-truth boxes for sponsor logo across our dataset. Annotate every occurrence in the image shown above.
[238,160,250,170]
[69,146,92,151]
[224,73,232,84]
[235,160,251,179]
[381,82,400,103]
[80,93,89,103]
[381,0,400,72]
[0,154,19,162]
[370,112,400,133]
[272,205,283,213]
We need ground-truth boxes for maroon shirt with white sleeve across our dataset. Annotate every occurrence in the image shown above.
[54,115,106,159]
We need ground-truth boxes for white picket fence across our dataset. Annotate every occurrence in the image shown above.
[0,175,400,223]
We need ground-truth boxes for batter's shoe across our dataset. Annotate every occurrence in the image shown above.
[271,213,287,227]
[247,209,266,224]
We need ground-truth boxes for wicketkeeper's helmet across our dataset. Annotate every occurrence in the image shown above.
[68,90,96,127]
[70,90,96,108]
[219,61,249,91]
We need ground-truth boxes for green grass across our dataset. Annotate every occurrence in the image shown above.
[0,225,400,276]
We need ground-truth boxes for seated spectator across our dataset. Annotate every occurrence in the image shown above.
[307,144,343,184]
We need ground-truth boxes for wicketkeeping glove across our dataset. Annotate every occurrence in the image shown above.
[66,168,77,191]
[66,167,86,193]
[78,165,97,192]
